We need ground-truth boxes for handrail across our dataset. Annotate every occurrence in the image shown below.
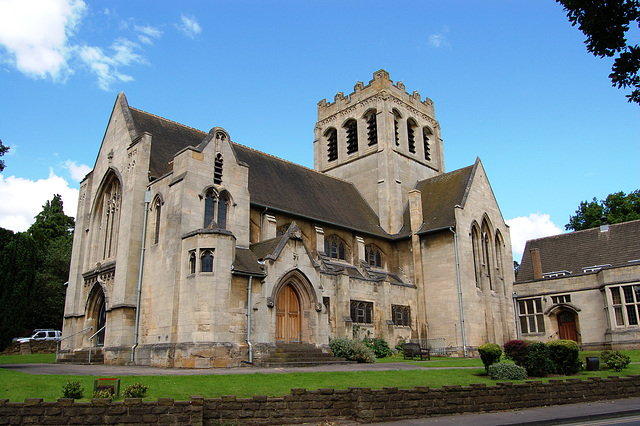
[88,325,105,364]
[55,326,94,362]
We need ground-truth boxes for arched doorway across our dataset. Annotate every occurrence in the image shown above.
[276,285,301,343]
[96,293,106,346]
[557,311,578,342]
[87,285,107,347]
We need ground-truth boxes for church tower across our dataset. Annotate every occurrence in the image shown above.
[313,70,445,234]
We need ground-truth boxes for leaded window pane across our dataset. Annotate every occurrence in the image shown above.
[627,305,638,326]
[519,316,529,334]
[611,287,621,305]
[615,306,625,326]
[624,286,634,303]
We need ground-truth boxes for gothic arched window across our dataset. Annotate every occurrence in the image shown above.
[393,109,402,146]
[217,193,229,230]
[204,189,216,228]
[188,251,196,274]
[326,128,338,162]
[94,173,122,262]
[201,249,214,273]
[324,235,347,261]
[152,196,162,245]
[365,244,382,267]
[345,119,358,155]
[471,224,481,288]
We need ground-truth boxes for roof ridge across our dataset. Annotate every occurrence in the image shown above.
[129,106,208,137]
[231,142,356,185]
[527,218,640,244]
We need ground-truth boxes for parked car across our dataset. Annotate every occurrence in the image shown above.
[14,329,62,343]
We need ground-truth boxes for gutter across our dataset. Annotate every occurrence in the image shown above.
[450,226,467,357]
[131,189,151,363]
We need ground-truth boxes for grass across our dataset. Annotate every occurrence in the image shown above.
[0,353,56,364]
[1,350,638,402]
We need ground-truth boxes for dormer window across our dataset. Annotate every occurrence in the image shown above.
[325,235,347,261]
[365,244,382,267]
[582,264,611,274]
[543,270,572,279]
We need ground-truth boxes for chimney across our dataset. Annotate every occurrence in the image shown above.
[600,216,609,233]
[530,248,543,280]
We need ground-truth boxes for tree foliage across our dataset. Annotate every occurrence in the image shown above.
[566,190,640,231]
[557,0,640,104]
[0,195,75,350]
[0,139,8,172]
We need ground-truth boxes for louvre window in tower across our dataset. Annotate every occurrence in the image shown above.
[345,119,358,154]
[423,127,432,161]
[326,128,338,162]
[407,119,416,154]
[366,112,377,146]
[214,153,223,185]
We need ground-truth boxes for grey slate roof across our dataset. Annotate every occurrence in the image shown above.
[516,219,640,284]
[233,248,265,276]
[401,162,476,235]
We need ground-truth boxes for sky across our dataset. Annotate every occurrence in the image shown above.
[0,0,638,263]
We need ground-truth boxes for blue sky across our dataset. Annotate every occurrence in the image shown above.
[0,0,638,262]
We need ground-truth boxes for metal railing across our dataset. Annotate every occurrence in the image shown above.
[55,326,93,362]
[410,337,447,356]
[88,325,105,364]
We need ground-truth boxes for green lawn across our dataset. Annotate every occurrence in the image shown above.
[1,351,638,402]
[0,353,56,364]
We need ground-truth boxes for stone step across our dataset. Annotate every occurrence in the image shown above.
[57,349,104,365]
[259,343,352,368]
[260,360,355,368]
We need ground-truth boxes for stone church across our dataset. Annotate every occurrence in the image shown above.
[60,70,516,367]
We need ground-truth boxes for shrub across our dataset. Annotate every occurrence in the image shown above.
[395,338,406,354]
[522,342,554,377]
[503,340,529,366]
[488,362,528,380]
[601,350,631,372]
[365,337,393,358]
[547,340,582,375]
[329,337,354,360]
[62,381,84,399]
[122,382,148,398]
[352,340,376,363]
[478,343,502,372]
[93,389,115,399]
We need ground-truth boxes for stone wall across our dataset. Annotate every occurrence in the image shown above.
[2,375,639,425]
[0,341,58,356]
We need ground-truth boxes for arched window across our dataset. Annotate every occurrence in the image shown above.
[188,251,196,274]
[365,244,382,267]
[495,231,504,279]
[344,119,358,155]
[204,189,216,228]
[423,127,432,161]
[326,128,338,162]
[94,173,122,261]
[217,193,229,230]
[152,196,162,245]
[324,235,347,261]
[365,110,377,146]
[350,300,373,323]
[393,109,402,146]
[214,153,223,185]
[471,224,481,288]
[201,249,214,273]
[407,118,417,154]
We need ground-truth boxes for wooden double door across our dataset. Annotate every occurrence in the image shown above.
[276,285,301,343]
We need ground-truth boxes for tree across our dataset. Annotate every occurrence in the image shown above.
[0,139,8,172]
[566,190,640,231]
[556,0,640,104]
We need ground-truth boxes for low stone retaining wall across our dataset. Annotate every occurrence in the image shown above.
[1,375,639,425]
[0,341,58,356]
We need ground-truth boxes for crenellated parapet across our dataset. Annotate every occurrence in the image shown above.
[317,69,435,121]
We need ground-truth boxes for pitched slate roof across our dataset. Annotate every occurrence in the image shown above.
[231,143,386,237]
[402,162,476,235]
[129,107,208,179]
[516,219,640,283]
[233,248,265,276]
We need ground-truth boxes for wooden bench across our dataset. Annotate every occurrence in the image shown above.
[402,342,431,360]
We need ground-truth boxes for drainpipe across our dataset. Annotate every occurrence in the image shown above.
[246,275,254,364]
[450,227,467,357]
[131,189,151,363]
[513,291,520,340]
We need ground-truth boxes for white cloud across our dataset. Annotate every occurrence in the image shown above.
[507,213,563,262]
[64,160,91,182]
[178,15,201,39]
[0,170,79,232]
[78,38,144,90]
[134,25,162,45]
[428,25,450,49]
[0,0,85,79]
